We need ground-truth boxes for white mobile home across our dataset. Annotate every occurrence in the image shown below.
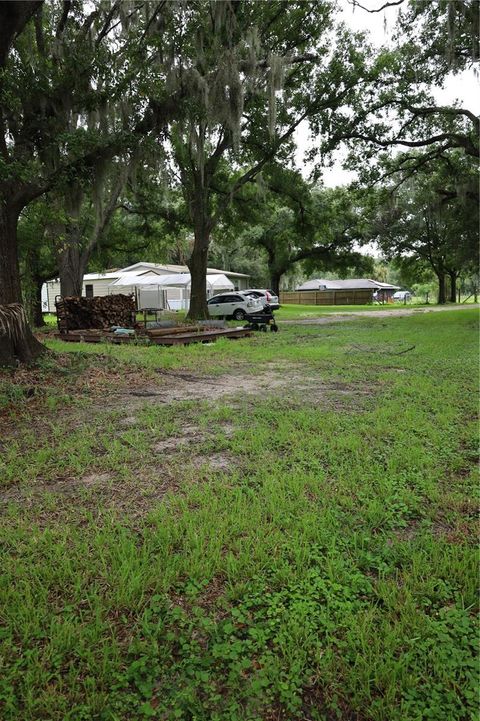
[43,271,122,312]
[42,262,250,312]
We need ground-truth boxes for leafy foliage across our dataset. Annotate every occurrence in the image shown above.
[369,151,479,302]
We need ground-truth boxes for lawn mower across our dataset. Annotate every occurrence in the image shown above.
[243,304,278,332]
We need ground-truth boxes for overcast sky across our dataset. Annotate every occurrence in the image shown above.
[294,0,480,187]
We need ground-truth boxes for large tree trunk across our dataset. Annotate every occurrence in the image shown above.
[59,223,87,297]
[23,244,51,327]
[437,271,447,304]
[448,271,457,303]
[269,270,282,296]
[57,168,127,298]
[31,277,46,327]
[0,199,22,303]
[186,224,210,320]
[0,198,45,364]
[24,273,47,328]
[0,304,45,366]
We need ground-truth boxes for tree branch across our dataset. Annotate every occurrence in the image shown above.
[82,164,129,263]
[95,1,121,48]
[0,1,43,69]
[34,7,46,56]
[348,0,404,13]
[205,129,231,176]
[401,103,479,128]
[138,1,167,45]
[56,1,71,38]
[339,131,479,157]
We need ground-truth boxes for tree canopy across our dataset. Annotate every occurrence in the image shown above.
[0,0,478,364]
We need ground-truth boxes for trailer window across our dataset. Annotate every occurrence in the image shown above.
[85,284,94,298]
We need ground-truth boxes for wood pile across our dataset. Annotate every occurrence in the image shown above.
[55,294,136,331]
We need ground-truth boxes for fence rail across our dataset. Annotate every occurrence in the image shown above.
[279,290,373,306]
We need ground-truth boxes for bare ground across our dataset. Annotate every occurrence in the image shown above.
[0,362,376,516]
[104,362,375,412]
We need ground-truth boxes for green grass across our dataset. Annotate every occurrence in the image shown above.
[0,310,478,720]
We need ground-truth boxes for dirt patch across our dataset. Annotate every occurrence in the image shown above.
[125,370,288,407]
[208,454,232,471]
[0,470,114,506]
[0,466,183,521]
[0,363,377,518]
[153,437,191,452]
[219,422,235,437]
[107,364,377,416]
[118,415,137,427]
[0,353,154,444]
[279,305,478,326]
[79,471,113,487]
[190,452,234,472]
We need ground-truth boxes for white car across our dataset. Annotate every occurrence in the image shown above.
[207,292,264,319]
[243,289,280,310]
[393,290,412,302]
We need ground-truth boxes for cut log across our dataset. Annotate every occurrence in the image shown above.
[146,325,199,337]
[149,328,252,345]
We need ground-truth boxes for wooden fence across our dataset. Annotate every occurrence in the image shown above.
[279,290,373,306]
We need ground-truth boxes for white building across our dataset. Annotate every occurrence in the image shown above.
[42,262,250,312]
[296,278,400,295]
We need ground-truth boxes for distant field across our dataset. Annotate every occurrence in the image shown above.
[1,309,478,720]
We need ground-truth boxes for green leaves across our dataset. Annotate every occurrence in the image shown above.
[114,568,374,719]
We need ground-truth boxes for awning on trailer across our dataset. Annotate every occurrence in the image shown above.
[109,272,234,291]
[109,272,165,287]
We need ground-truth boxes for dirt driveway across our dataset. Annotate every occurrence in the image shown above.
[279,304,479,325]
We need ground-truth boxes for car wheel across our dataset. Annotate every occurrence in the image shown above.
[233,308,246,320]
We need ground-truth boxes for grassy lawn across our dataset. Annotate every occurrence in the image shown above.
[275,303,424,320]
[0,310,478,720]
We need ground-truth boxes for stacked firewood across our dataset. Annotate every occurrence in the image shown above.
[55,294,136,331]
